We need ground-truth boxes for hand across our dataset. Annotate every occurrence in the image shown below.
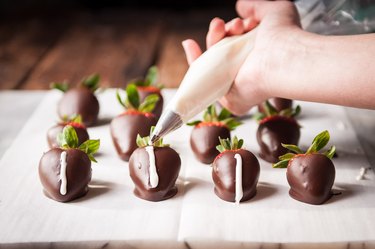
[183,0,302,115]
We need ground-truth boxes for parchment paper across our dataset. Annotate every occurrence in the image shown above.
[0,89,374,244]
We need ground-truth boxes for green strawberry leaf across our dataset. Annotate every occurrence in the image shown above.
[221,118,242,131]
[50,82,69,92]
[279,153,295,161]
[79,139,100,155]
[70,114,82,124]
[126,84,140,109]
[136,126,169,148]
[264,100,278,116]
[281,143,303,154]
[306,130,330,154]
[129,78,147,87]
[186,120,202,126]
[216,136,244,152]
[116,89,126,108]
[87,154,97,163]
[252,112,266,122]
[324,145,336,159]
[81,74,100,91]
[272,159,289,168]
[145,66,158,86]
[57,125,79,148]
[218,108,231,120]
[138,94,159,113]
[216,145,225,153]
[292,105,301,117]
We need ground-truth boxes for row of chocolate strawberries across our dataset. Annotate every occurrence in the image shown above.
[39,67,336,205]
[39,67,164,203]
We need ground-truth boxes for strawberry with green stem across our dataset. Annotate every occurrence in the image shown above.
[47,114,89,148]
[212,136,260,203]
[51,74,101,126]
[274,130,336,205]
[110,84,159,161]
[39,125,100,202]
[254,100,301,163]
[129,127,181,202]
[129,66,164,120]
[187,105,242,164]
[258,97,293,114]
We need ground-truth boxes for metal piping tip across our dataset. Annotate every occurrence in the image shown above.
[150,109,183,143]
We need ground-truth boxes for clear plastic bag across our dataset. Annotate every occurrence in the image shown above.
[295,0,375,35]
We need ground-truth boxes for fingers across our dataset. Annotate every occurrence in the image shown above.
[182,39,202,65]
[206,17,226,49]
[225,18,244,36]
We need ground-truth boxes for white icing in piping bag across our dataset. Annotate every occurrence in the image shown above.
[151,29,257,142]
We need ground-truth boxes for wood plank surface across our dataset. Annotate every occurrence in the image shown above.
[0,7,236,90]
[0,19,65,89]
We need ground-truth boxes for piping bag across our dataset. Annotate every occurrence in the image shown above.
[150,28,257,143]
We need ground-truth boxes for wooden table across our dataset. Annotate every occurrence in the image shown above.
[0,7,235,90]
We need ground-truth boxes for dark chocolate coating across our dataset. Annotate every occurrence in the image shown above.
[212,149,260,202]
[137,88,163,120]
[190,125,230,164]
[256,117,300,163]
[57,88,100,127]
[258,98,293,113]
[47,123,89,148]
[287,154,335,205]
[39,148,92,202]
[110,113,157,161]
[129,146,181,201]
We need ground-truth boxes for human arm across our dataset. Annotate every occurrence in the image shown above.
[183,0,375,115]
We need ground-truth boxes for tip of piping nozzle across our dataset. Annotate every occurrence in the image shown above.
[150,109,183,144]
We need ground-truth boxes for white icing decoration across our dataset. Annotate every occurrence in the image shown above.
[234,153,243,205]
[59,151,68,195]
[146,146,158,188]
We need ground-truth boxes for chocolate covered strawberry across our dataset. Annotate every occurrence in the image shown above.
[273,130,336,205]
[129,66,164,120]
[39,125,100,202]
[51,74,100,126]
[212,136,260,203]
[47,114,89,148]
[255,101,301,163]
[188,105,242,164]
[110,84,159,161]
[258,97,293,114]
[129,128,181,201]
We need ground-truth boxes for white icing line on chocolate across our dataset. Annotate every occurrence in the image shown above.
[59,151,68,195]
[234,153,243,205]
[146,146,159,188]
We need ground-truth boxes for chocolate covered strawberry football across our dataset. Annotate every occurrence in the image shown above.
[258,97,293,114]
[188,105,242,164]
[273,130,336,205]
[51,74,100,126]
[212,136,260,203]
[39,125,100,202]
[254,101,301,163]
[46,114,89,148]
[129,128,181,202]
[110,84,159,161]
[129,66,164,120]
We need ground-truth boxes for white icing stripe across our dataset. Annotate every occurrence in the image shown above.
[146,146,159,188]
[234,153,243,205]
[59,151,68,195]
